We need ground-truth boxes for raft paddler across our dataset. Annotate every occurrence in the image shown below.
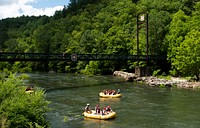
[85,103,92,114]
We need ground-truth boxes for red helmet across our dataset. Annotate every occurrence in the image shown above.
[107,106,110,108]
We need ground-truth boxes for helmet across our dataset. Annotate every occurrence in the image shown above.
[87,103,90,106]
[107,106,110,108]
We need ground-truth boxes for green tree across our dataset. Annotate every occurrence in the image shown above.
[172,30,200,80]
[166,10,189,64]
[168,2,200,80]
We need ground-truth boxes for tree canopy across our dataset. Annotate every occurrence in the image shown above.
[166,2,200,80]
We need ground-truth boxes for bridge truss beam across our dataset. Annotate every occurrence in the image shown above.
[0,53,166,62]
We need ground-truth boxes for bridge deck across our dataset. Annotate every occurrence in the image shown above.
[0,53,166,61]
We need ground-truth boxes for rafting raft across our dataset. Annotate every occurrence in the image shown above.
[83,110,116,120]
[99,92,122,98]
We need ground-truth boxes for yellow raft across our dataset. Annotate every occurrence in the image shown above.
[25,90,34,94]
[83,110,116,120]
[99,92,122,98]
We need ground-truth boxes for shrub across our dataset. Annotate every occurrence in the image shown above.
[0,72,50,128]
[152,69,161,76]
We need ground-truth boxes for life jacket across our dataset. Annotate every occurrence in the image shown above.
[106,107,111,111]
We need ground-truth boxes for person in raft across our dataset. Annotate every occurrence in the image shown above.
[85,103,92,113]
[102,89,120,95]
[117,89,120,94]
[102,89,108,95]
[106,106,113,113]
[102,107,107,115]
[95,104,101,114]
[26,86,33,91]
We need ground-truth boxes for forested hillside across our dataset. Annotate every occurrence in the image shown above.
[0,0,199,79]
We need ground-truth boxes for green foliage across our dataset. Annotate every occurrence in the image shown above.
[17,73,30,80]
[0,62,12,71]
[166,2,200,79]
[169,69,178,77]
[172,30,200,78]
[0,72,50,128]
[152,69,161,76]
[166,10,189,62]
[80,61,100,75]
[159,84,165,88]
[11,62,32,73]
[157,75,171,80]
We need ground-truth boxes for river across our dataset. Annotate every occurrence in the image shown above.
[25,73,200,128]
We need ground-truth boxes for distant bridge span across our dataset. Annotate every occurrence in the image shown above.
[0,52,166,62]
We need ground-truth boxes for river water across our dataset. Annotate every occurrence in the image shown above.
[25,73,200,128]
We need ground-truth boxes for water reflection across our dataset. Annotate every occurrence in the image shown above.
[99,97,120,103]
[83,117,115,128]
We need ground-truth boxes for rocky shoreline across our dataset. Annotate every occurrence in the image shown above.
[113,71,200,89]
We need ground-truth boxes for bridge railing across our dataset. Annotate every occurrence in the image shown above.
[0,52,166,61]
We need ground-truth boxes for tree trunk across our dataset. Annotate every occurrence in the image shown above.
[196,73,200,81]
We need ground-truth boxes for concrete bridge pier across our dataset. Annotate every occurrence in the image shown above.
[135,66,150,77]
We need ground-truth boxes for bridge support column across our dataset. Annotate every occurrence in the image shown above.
[135,66,150,77]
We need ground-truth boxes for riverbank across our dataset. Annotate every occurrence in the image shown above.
[113,71,200,89]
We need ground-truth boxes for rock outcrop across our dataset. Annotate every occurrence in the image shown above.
[113,71,200,89]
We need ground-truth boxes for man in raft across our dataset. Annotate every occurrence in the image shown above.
[85,103,92,113]
[95,104,101,114]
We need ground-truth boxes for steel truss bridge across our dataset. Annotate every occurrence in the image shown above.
[0,52,166,62]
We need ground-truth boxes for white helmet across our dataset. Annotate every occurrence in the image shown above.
[87,103,90,106]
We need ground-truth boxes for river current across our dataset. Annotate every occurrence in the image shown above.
[25,73,200,128]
